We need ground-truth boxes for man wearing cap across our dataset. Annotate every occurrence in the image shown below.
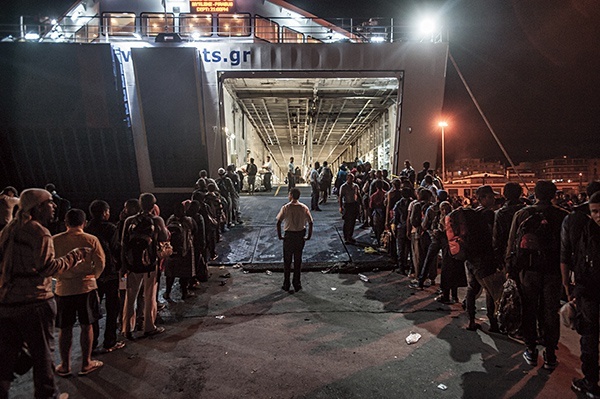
[0,188,90,399]
[464,185,504,332]
[507,180,568,370]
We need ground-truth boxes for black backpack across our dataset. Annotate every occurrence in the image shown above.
[167,217,191,258]
[123,214,157,273]
[514,208,557,270]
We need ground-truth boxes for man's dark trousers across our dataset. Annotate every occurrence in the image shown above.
[342,202,359,241]
[520,270,561,354]
[283,230,306,290]
[93,278,120,349]
[579,295,600,385]
[0,299,58,399]
[311,183,320,210]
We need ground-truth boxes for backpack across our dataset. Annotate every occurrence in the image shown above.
[167,217,191,258]
[247,163,257,176]
[319,167,332,183]
[445,207,482,261]
[123,214,157,273]
[514,208,557,270]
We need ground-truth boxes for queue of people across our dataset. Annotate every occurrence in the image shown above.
[2,165,600,398]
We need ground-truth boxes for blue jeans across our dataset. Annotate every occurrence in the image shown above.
[418,236,441,286]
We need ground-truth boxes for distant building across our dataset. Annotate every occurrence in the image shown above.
[445,156,599,198]
[446,158,504,181]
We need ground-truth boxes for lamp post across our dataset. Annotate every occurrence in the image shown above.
[438,121,448,182]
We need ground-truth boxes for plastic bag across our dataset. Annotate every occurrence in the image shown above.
[496,278,522,334]
[559,301,577,330]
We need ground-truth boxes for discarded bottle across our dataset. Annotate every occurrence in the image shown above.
[358,273,369,282]
[265,270,272,275]
[405,331,422,344]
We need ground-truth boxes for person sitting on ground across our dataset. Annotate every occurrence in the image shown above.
[53,208,105,377]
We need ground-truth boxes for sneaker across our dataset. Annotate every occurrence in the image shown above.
[543,350,558,370]
[572,378,600,398]
[423,279,432,288]
[143,326,165,338]
[435,295,454,304]
[409,282,423,290]
[523,348,539,366]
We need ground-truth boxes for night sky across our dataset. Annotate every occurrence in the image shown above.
[3,0,599,163]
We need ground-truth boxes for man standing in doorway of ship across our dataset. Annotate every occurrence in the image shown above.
[262,156,273,192]
[246,158,258,195]
[310,162,322,212]
[288,157,296,192]
[276,188,313,293]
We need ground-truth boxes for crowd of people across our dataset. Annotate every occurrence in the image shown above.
[2,157,600,398]
[334,158,600,398]
[0,164,253,398]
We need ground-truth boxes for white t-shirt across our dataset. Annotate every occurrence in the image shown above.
[276,200,313,232]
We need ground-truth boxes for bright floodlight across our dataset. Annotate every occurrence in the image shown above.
[371,36,385,43]
[24,33,40,40]
[419,17,437,35]
[438,121,448,127]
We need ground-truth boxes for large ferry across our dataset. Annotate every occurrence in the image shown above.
[0,0,448,202]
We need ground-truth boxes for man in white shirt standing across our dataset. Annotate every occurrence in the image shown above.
[276,188,313,293]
